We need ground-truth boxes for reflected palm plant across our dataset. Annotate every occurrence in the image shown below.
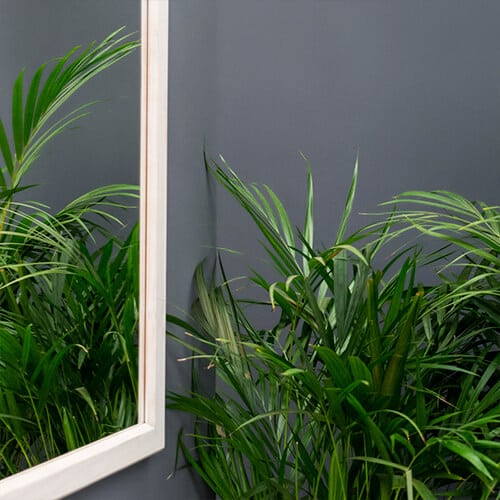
[168,156,499,499]
[0,30,140,477]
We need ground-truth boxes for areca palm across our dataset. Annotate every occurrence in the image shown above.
[0,29,140,477]
[169,156,499,499]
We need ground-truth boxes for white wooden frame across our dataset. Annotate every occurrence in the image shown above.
[0,1,168,498]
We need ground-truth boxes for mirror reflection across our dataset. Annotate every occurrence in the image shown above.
[0,0,141,478]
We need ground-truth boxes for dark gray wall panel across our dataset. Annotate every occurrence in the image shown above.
[0,0,140,212]
[214,0,500,283]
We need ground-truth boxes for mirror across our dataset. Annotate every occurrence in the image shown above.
[0,0,167,498]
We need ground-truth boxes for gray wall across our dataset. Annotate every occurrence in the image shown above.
[0,0,140,212]
[3,1,500,499]
[214,0,500,284]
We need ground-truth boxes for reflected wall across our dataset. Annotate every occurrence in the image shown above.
[0,0,140,209]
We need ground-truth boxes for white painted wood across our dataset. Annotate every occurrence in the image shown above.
[0,1,168,498]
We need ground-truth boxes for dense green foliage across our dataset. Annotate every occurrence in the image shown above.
[0,30,139,477]
[168,156,499,499]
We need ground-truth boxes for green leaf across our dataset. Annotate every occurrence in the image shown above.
[315,346,351,389]
[75,387,98,420]
[62,408,77,451]
[20,325,33,371]
[348,355,373,392]
[264,184,295,249]
[302,158,314,272]
[441,439,494,480]
[0,118,13,180]
[335,154,358,244]
[412,479,436,500]
[333,251,349,345]
[12,69,25,162]
[23,64,46,143]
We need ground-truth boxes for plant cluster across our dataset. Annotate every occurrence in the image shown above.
[0,30,139,477]
[169,156,499,499]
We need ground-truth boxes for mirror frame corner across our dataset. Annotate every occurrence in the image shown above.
[0,1,168,498]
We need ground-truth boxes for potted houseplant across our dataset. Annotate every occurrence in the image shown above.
[168,155,499,499]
